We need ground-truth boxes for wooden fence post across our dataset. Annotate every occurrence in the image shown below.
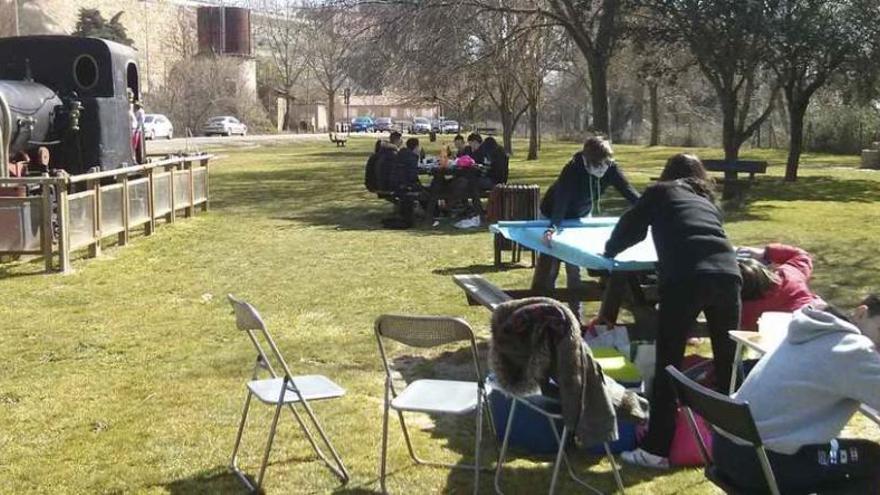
[57,187,71,273]
[119,176,130,246]
[40,182,53,272]
[186,160,194,218]
[89,180,101,258]
[146,168,156,236]
[201,158,210,212]
[167,165,176,224]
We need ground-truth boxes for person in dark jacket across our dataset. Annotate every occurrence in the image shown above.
[533,137,640,317]
[603,153,742,469]
[385,138,424,227]
[365,135,401,193]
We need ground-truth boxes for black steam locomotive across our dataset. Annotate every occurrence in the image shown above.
[0,35,141,184]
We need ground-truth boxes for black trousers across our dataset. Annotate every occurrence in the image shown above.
[714,432,880,493]
[642,273,742,457]
[530,253,583,318]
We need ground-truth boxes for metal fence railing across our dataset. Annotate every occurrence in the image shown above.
[0,153,212,273]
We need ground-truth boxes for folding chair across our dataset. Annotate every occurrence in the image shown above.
[666,365,875,495]
[493,388,626,495]
[227,295,349,491]
[375,314,494,494]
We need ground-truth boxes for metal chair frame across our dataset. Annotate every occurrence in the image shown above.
[666,365,780,495]
[375,314,495,494]
[227,295,350,491]
[493,388,626,495]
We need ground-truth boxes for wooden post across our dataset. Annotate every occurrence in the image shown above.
[201,158,210,212]
[118,176,130,246]
[166,165,176,224]
[186,160,194,218]
[57,187,71,273]
[89,181,101,258]
[145,168,156,235]
[40,182,53,272]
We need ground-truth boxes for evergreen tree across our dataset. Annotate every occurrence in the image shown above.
[73,8,134,46]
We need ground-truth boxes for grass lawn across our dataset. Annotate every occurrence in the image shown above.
[1,135,878,494]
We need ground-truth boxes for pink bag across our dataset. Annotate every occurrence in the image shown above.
[669,407,714,466]
[456,155,476,168]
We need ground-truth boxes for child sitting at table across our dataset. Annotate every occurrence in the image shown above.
[715,297,880,493]
[736,243,825,331]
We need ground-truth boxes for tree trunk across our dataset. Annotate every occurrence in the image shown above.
[649,82,660,146]
[588,58,611,135]
[721,96,740,163]
[501,109,514,155]
[326,89,336,132]
[527,98,539,160]
[283,95,292,132]
[785,101,808,182]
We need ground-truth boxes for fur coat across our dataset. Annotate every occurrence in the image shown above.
[490,297,648,447]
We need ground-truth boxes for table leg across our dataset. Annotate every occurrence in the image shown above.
[729,341,744,395]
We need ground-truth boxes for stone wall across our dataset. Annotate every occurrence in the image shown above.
[10,0,197,93]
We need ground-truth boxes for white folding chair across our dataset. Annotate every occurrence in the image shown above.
[493,388,626,495]
[227,294,349,491]
[375,314,495,494]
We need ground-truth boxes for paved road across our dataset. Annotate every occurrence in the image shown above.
[144,132,376,155]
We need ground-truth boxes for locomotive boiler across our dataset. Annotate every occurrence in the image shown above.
[0,35,141,182]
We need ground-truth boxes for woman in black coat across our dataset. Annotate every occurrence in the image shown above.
[604,153,742,469]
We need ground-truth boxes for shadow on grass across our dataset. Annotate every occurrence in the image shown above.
[384,345,667,493]
[158,466,246,494]
[432,263,531,276]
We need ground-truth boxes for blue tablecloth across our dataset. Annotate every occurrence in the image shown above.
[489,217,657,272]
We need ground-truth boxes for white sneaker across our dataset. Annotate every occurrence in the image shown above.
[620,448,670,469]
[464,215,481,228]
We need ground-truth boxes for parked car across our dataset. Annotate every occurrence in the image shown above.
[411,117,431,134]
[143,114,174,140]
[201,116,247,136]
[431,118,444,132]
[351,116,376,133]
[440,120,460,134]
[375,117,394,132]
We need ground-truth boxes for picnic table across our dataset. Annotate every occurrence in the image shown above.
[473,217,662,340]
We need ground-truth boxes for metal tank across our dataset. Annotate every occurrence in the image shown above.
[0,80,62,157]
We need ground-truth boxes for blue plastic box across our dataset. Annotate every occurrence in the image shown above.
[486,374,639,455]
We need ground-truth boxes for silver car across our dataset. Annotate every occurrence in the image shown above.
[201,116,248,137]
[411,117,431,134]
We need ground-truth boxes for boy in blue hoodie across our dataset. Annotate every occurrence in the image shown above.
[715,296,880,492]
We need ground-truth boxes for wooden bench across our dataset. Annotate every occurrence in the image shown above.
[329,133,348,147]
[453,274,513,310]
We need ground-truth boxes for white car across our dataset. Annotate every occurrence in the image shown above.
[441,120,460,134]
[143,114,174,140]
[201,116,248,137]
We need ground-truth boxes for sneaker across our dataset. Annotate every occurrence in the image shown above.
[432,219,440,228]
[620,448,670,469]
[465,215,481,228]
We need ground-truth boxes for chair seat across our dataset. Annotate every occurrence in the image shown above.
[248,375,346,404]
[391,379,479,414]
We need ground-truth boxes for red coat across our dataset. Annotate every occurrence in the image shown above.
[740,244,823,331]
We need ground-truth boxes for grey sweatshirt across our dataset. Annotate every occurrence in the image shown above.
[734,307,880,455]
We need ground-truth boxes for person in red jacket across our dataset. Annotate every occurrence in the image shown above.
[736,243,825,331]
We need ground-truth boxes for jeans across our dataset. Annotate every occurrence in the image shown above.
[530,253,583,319]
[714,432,880,493]
[641,274,742,457]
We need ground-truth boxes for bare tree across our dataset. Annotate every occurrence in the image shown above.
[302,3,365,130]
[252,0,311,131]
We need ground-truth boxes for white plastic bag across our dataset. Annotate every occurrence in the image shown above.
[633,343,657,396]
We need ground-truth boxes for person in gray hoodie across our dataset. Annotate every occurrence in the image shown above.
[714,296,880,493]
